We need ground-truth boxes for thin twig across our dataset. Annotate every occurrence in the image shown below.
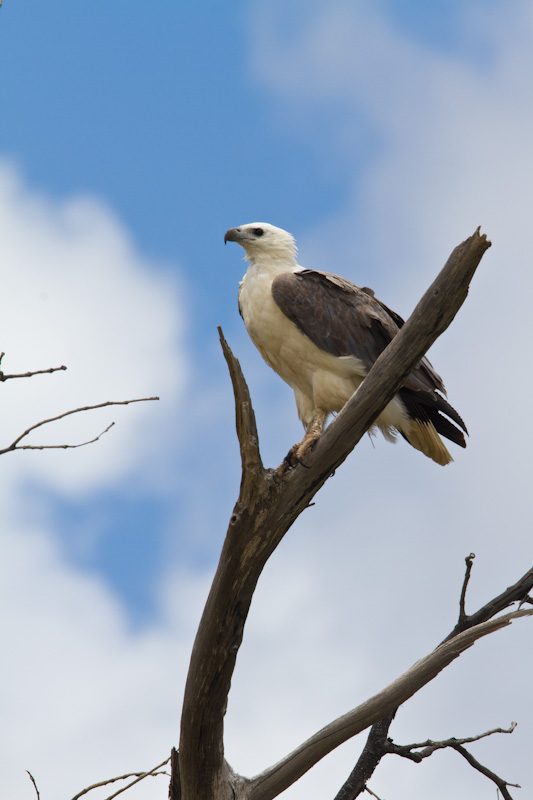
[364,787,385,800]
[104,757,170,800]
[70,758,170,800]
[26,771,40,800]
[14,422,115,451]
[459,553,476,624]
[0,397,159,456]
[0,364,67,382]
[450,743,521,800]
[387,722,517,761]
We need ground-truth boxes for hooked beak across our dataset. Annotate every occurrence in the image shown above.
[224,227,242,245]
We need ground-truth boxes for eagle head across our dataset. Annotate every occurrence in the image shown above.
[224,223,297,263]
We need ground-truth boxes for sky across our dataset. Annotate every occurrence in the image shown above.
[1,1,532,798]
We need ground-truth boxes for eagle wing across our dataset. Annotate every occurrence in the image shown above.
[271,270,438,386]
[271,269,467,443]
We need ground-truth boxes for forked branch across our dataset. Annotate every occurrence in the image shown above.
[384,723,520,800]
[358,722,520,800]
[0,397,159,456]
[69,756,170,800]
[373,723,522,800]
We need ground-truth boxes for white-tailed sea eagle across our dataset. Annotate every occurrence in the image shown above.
[225,222,467,466]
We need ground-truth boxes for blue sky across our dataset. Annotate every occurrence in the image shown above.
[0,2,338,281]
[2,2,533,799]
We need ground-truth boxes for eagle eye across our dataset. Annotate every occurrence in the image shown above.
[252,227,264,237]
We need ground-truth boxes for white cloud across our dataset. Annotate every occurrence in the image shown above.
[1,513,204,800]
[0,161,187,494]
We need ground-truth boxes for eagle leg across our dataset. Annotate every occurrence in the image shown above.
[277,408,327,475]
[295,429,321,461]
[297,408,328,458]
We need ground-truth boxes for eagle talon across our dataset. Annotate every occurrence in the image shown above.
[284,450,297,468]
[275,448,299,477]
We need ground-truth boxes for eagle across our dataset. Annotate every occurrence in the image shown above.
[224,222,467,467]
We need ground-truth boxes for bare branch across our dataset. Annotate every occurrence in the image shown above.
[0,397,159,456]
[69,757,170,800]
[443,563,533,643]
[103,757,170,800]
[333,713,396,800]
[169,748,182,800]
[458,553,476,624]
[383,725,520,800]
[363,787,384,800]
[451,743,520,800]
[388,721,517,760]
[26,771,40,800]
[218,326,264,504]
[0,363,67,382]
[12,422,116,451]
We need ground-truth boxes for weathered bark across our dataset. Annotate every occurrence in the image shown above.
[169,748,181,800]
[333,713,396,800]
[177,230,495,799]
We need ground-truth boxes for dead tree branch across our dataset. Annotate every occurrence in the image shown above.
[177,229,494,799]
[26,771,40,800]
[380,724,522,800]
[69,756,170,800]
[0,355,67,382]
[383,723,520,799]
[363,788,383,800]
[333,713,396,800]
[0,397,159,456]
[387,721,517,761]
[449,742,520,800]
[458,552,476,624]
[444,562,533,643]
[169,748,181,800]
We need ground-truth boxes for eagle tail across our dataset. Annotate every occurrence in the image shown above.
[397,388,468,466]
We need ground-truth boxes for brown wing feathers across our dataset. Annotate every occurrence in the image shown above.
[272,270,398,364]
[271,269,467,448]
